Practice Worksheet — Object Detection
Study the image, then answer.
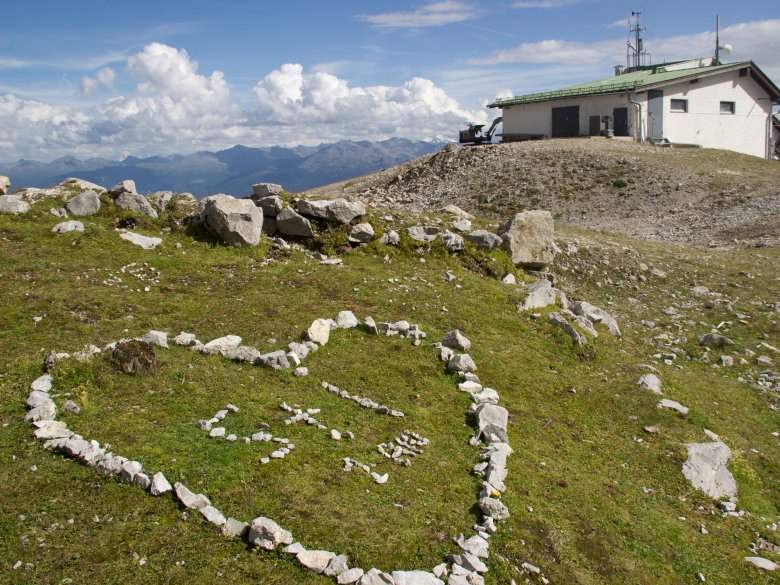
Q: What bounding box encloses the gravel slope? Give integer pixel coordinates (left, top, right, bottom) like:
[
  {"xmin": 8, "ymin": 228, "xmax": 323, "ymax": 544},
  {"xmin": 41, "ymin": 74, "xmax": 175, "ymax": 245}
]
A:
[{"xmin": 308, "ymin": 138, "xmax": 780, "ymax": 248}]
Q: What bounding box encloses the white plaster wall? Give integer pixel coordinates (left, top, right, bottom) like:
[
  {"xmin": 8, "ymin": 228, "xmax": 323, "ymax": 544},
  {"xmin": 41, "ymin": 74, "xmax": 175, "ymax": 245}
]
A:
[
  {"xmin": 501, "ymin": 94, "xmax": 641, "ymax": 138},
  {"xmin": 659, "ymin": 71, "xmax": 773, "ymax": 158}
]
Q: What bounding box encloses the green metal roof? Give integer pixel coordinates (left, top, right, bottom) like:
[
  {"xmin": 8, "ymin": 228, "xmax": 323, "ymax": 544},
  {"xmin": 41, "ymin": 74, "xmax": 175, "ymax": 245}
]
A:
[{"xmin": 488, "ymin": 61, "xmax": 753, "ymax": 108}]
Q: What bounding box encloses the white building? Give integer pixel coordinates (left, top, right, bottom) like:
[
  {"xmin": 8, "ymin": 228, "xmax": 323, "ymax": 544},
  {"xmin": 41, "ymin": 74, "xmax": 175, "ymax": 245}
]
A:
[{"xmin": 488, "ymin": 59, "xmax": 780, "ymax": 159}]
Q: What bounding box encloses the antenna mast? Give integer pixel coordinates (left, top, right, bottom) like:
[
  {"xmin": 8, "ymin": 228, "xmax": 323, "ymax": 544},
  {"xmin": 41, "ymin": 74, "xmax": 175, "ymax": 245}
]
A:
[
  {"xmin": 715, "ymin": 14, "xmax": 720, "ymax": 64},
  {"xmin": 627, "ymin": 12, "xmax": 650, "ymax": 70}
]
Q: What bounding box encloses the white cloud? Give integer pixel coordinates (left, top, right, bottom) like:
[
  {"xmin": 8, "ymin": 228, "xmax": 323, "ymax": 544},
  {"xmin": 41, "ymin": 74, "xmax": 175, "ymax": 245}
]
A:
[
  {"xmin": 358, "ymin": 1, "xmax": 478, "ymax": 28},
  {"xmin": 79, "ymin": 66, "xmax": 117, "ymax": 95},
  {"xmin": 0, "ymin": 43, "xmax": 484, "ymax": 161},
  {"xmin": 513, "ymin": 0, "xmax": 579, "ymax": 8},
  {"xmin": 470, "ymin": 38, "xmax": 622, "ymax": 66}
]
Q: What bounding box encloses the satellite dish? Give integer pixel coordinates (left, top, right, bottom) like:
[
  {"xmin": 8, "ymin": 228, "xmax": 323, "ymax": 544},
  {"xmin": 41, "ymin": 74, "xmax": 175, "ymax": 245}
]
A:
[{"xmin": 721, "ymin": 44, "xmax": 733, "ymax": 55}]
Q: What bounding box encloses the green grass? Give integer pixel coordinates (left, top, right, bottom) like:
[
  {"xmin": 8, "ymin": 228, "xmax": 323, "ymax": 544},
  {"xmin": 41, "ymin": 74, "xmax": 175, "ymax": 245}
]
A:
[{"xmin": 0, "ymin": 199, "xmax": 778, "ymax": 584}]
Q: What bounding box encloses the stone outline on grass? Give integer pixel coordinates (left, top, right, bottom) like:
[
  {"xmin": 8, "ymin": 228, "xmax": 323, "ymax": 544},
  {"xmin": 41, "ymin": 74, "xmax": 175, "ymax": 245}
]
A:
[{"xmin": 24, "ymin": 318, "xmax": 515, "ymax": 585}]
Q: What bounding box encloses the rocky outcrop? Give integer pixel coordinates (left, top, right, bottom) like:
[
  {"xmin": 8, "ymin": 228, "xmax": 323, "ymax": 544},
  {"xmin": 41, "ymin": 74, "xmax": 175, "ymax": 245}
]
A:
[
  {"xmin": 277, "ymin": 207, "xmax": 314, "ymax": 238},
  {"xmin": 296, "ymin": 198, "xmax": 365, "ymax": 224},
  {"xmin": 65, "ymin": 190, "xmax": 102, "ymax": 216},
  {"xmin": 498, "ymin": 210, "xmax": 556, "ymax": 269},
  {"xmin": 200, "ymin": 195, "xmax": 263, "ymax": 246},
  {"xmin": 682, "ymin": 441, "xmax": 737, "ymax": 500}
]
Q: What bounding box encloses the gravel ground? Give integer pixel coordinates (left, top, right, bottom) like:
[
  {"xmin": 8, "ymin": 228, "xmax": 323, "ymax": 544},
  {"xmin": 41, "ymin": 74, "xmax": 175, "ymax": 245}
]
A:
[{"xmin": 308, "ymin": 138, "xmax": 780, "ymax": 249}]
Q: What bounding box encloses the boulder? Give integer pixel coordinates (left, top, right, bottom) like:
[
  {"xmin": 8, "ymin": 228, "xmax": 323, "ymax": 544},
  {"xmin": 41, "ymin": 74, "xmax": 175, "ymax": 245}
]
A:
[
  {"xmin": 698, "ymin": 332, "xmax": 734, "ymax": 348},
  {"xmin": 60, "ymin": 178, "xmax": 106, "ymax": 193},
  {"xmin": 569, "ymin": 301, "xmax": 621, "ymax": 336},
  {"xmin": 452, "ymin": 218, "xmax": 472, "ymax": 232},
  {"xmin": 150, "ymin": 471, "xmax": 172, "ymax": 495},
  {"xmin": 199, "ymin": 505, "xmax": 226, "ymax": 526},
  {"xmin": 252, "ymin": 183, "xmax": 283, "ymax": 199},
  {"xmin": 115, "ymin": 192, "xmax": 159, "ymax": 218},
  {"xmin": 0, "ymin": 195, "xmax": 31, "ymax": 215},
  {"xmin": 498, "ymin": 210, "xmax": 556, "ymax": 269},
  {"xmin": 465, "ymin": 230, "xmax": 502, "ymax": 251},
  {"xmin": 276, "ymin": 207, "xmax": 314, "ymax": 238},
  {"xmin": 52, "ymin": 220, "xmax": 84, "ymax": 234},
  {"xmin": 222, "ymin": 518, "xmax": 249, "ymax": 539},
  {"xmin": 255, "ymin": 195, "xmax": 283, "ymax": 217},
  {"xmin": 439, "ymin": 230, "xmax": 464, "ymax": 252},
  {"xmin": 349, "ymin": 222, "xmax": 375, "ymax": 243},
  {"xmin": 65, "ymin": 189, "xmax": 101, "ymax": 216},
  {"xmin": 548, "ymin": 312, "xmax": 587, "ymax": 346},
  {"xmin": 149, "ymin": 191, "xmax": 174, "ymax": 213},
  {"xmin": 478, "ymin": 496, "xmax": 510, "ymax": 520},
  {"xmin": 441, "ymin": 330, "xmax": 471, "ymax": 351},
  {"xmin": 407, "ymin": 225, "xmax": 439, "ymax": 242},
  {"xmin": 744, "ymin": 557, "xmax": 779, "ymax": 572},
  {"xmin": 262, "ymin": 216, "xmax": 278, "ymax": 235},
  {"xmin": 440, "ymin": 204, "xmax": 474, "ymax": 220},
  {"xmin": 296, "ymin": 198, "xmax": 366, "ymax": 224},
  {"xmin": 682, "ymin": 441, "xmax": 737, "ymax": 500},
  {"xmin": 308, "ymin": 318, "xmax": 331, "ymax": 345},
  {"xmin": 520, "ymin": 279, "xmax": 556, "ymax": 311},
  {"xmin": 379, "ymin": 230, "xmax": 400, "ymax": 245},
  {"xmin": 336, "ymin": 310, "xmax": 359, "ymax": 329},
  {"xmin": 108, "ymin": 180, "xmax": 137, "ymax": 198},
  {"xmin": 200, "ymin": 195, "xmax": 263, "ymax": 246},
  {"xmin": 174, "ymin": 482, "xmax": 210, "ymax": 510},
  {"xmin": 0, "ymin": 175, "xmax": 9, "ymax": 195},
  {"xmin": 657, "ymin": 399, "xmax": 689, "ymax": 415},
  {"xmin": 202, "ymin": 335, "xmax": 242, "ymax": 355},
  {"xmin": 248, "ymin": 516, "xmax": 293, "ymax": 550},
  {"xmin": 297, "ymin": 550, "xmax": 337, "ymax": 574},
  {"xmin": 447, "ymin": 353, "xmax": 477, "ymax": 373},
  {"xmin": 475, "ymin": 403, "xmax": 509, "ymax": 442},
  {"xmin": 337, "ymin": 568, "xmax": 365, "ymax": 584},
  {"xmin": 638, "ymin": 373, "xmax": 663, "ymax": 395},
  {"xmin": 111, "ymin": 340, "xmax": 160, "ymax": 376}
]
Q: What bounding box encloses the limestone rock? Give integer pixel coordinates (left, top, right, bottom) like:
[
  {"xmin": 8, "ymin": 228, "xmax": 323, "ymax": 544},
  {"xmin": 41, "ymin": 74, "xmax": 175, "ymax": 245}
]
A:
[
  {"xmin": 149, "ymin": 191, "xmax": 174, "ymax": 213},
  {"xmin": 466, "ymin": 229, "xmax": 503, "ymax": 251},
  {"xmin": 498, "ymin": 210, "xmax": 556, "ymax": 269},
  {"xmin": 119, "ymin": 231, "xmax": 163, "ymax": 250},
  {"xmin": 475, "ymin": 403, "xmax": 509, "ymax": 442},
  {"xmin": 391, "ymin": 570, "xmax": 445, "ymax": 585},
  {"xmin": 30, "ymin": 374, "xmax": 53, "ymax": 393},
  {"xmin": 357, "ymin": 568, "xmax": 395, "ymax": 584},
  {"xmin": 140, "ymin": 330, "xmax": 169, "ymax": 349},
  {"xmin": 452, "ymin": 218, "xmax": 471, "ymax": 233},
  {"xmin": 277, "ymin": 207, "xmax": 314, "ymax": 238},
  {"xmin": 548, "ymin": 312, "xmax": 587, "ymax": 346},
  {"xmin": 324, "ymin": 555, "xmax": 350, "ymax": 577},
  {"xmin": 569, "ymin": 301, "xmax": 621, "ymax": 336},
  {"xmin": 52, "ymin": 220, "xmax": 84, "ymax": 234},
  {"xmin": 441, "ymin": 204, "xmax": 474, "ymax": 220},
  {"xmin": 200, "ymin": 505, "xmax": 226, "ymax": 526},
  {"xmin": 252, "ymin": 183, "xmax": 283, "ymax": 199},
  {"xmin": 698, "ymin": 332, "xmax": 734, "ymax": 348},
  {"xmin": 65, "ymin": 189, "xmax": 101, "ymax": 216},
  {"xmin": 174, "ymin": 482, "xmax": 210, "ymax": 510},
  {"xmin": 115, "ymin": 192, "xmax": 159, "ymax": 218},
  {"xmin": 256, "ymin": 350, "xmax": 291, "ymax": 370},
  {"xmin": 248, "ymin": 516, "xmax": 294, "ymax": 550},
  {"xmin": 297, "ymin": 550, "xmax": 337, "ymax": 573},
  {"xmin": 682, "ymin": 441, "xmax": 737, "ymax": 500},
  {"xmin": 442, "ymin": 330, "xmax": 471, "ymax": 351},
  {"xmin": 455, "ymin": 534, "xmax": 489, "ymax": 558},
  {"xmin": 202, "ymin": 335, "xmax": 242, "ymax": 355},
  {"xmin": 222, "ymin": 517, "xmax": 249, "ymax": 539},
  {"xmin": 150, "ymin": 471, "xmax": 172, "ymax": 496},
  {"xmin": 349, "ymin": 222, "xmax": 375, "ymax": 243},
  {"xmin": 478, "ymin": 496, "xmax": 510, "ymax": 520},
  {"xmin": 379, "ymin": 230, "xmax": 400, "ymax": 245},
  {"xmin": 638, "ymin": 373, "xmax": 663, "ymax": 395},
  {"xmin": 447, "ymin": 353, "xmax": 477, "ymax": 374},
  {"xmin": 520, "ymin": 279, "xmax": 557, "ymax": 311},
  {"xmin": 108, "ymin": 180, "xmax": 137, "ymax": 198},
  {"xmin": 658, "ymin": 399, "xmax": 689, "ymax": 415},
  {"xmin": 407, "ymin": 225, "xmax": 439, "ymax": 242},
  {"xmin": 0, "ymin": 175, "xmax": 9, "ymax": 195},
  {"xmin": 439, "ymin": 230, "xmax": 464, "ymax": 252},
  {"xmin": 308, "ymin": 318, "xmax": 331, "ymax": 345},
  {"xmin": 744, "ymin": 557, "xmax": 779, "ymax": 571},
  {"xmin": 255, "ymin": 195, "xmax": 283, "ymax": 217},
  {"xmin": 336, "ymin": 310, "xmax": 360, "ymax": 329},
  {"xmin": 200, "ymin": 195, "xmax": 263, "ymax": 246},
  {"xmin": 338, "ymin": 568, "xmax": 366, "ymax": 584},
  {"xmin": 0, "ymin": 195, "xmax": 31, "ymax": 215},
  {"xmin": 297, "ymin": 198, "xmax": 366, "ymax": 224}
]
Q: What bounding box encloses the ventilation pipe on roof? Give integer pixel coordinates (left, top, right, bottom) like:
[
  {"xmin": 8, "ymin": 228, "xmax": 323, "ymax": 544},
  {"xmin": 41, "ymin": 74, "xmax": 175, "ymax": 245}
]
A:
[{"xmin": 628, "ymin": 94, "xmax": 644, "ymax": 143}]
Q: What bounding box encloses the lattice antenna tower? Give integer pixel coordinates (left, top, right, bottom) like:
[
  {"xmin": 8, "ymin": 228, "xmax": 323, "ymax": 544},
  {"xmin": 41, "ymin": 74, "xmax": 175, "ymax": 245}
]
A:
[{"xmin": 627, "ymin": 12, "xmax": 650, "ymax": 70}]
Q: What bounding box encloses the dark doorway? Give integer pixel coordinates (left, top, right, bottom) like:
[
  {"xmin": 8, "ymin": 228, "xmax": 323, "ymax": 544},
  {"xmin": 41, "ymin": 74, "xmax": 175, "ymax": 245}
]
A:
[
  {"xmin": 589, "ymin": 115, "xmax": 601, "ymax": 136},
  {"xmin": 552, "ymin": 106, "xmax": 580, "ymax": 137},
  {"xmin": 613, "ymin": 107, "xmax": 629, "ymax": 136},
  {"xmin": 647, "ymin": 89, "xmax": 664, "ymax": 140}
]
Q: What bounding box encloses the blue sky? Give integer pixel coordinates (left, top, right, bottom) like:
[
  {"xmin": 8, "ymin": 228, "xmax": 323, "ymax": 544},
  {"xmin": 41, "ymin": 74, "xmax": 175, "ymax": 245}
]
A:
[{"xmin": 1, "ymin": 1, "xmax": 777, "ymax": 161}]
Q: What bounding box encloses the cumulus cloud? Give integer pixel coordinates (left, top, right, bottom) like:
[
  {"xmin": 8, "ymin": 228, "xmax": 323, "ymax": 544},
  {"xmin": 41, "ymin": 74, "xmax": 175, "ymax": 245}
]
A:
[
  {"xmin": 79, "ymin": 66, "xmax": 116, "ymax": 95},
  {"xmin": 0, "ymin": 43, "xmax": 483, "ymax": 161},
  {"xmin": 358, "ymin": 1, "xmax": 478, "ymax": 28},
  {"xmin": 470, "ymin": 38, "xmax": 622, "ymax": 66}
]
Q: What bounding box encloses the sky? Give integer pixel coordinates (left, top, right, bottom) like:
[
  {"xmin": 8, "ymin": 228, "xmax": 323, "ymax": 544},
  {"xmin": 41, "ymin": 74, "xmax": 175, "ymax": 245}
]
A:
[{"xmin": 1, "ymin": 1, "xmax": 778, "ymax": 162}]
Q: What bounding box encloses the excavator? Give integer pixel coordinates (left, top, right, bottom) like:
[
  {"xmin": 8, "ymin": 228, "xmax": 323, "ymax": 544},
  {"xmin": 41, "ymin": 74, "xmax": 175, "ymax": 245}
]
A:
[{"xmin": 458, "ymin": 117, "xmax": 502, "ymax": 146}]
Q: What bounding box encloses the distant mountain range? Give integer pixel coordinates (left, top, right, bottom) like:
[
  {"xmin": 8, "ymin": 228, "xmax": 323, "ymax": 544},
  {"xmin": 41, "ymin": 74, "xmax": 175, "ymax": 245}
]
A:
[{"xmin": 1, "ymin": 138, "xmax": 445, "ymax": 196}]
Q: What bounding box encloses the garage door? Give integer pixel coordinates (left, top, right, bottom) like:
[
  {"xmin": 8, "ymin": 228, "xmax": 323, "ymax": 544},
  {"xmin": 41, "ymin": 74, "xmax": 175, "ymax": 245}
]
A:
[{"xmin": 552, "ymin": 106, "xmax": 579, "ymax": 137}]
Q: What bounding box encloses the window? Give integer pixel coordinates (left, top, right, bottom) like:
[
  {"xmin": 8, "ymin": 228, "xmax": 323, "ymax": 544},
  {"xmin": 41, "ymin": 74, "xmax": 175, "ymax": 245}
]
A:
[
  {"xmin": 720, "ymin": 101, "xmax": 735, "ymax": 114},
  {"xmin": 670, "ymin": 99, "xmax": 688, "ymax": 113}
]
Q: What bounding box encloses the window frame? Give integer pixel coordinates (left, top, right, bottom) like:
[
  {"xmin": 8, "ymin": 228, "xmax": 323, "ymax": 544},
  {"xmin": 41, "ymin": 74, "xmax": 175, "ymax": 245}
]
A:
[
  {"xmin": 670, "ymin": 98, "xmax": 688, "ymax": 113},
  {"xmin": 719, "ymin": 101, "xmax": 736, "ymax": 115}
]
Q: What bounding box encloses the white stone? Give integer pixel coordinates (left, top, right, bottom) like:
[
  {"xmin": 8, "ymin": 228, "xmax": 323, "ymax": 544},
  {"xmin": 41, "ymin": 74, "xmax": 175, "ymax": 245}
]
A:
[
  {"xmin": 150, "ymin": 472, "xmax": 172, "ymax": 496},
  {"xmin": 297, "ymin": 550, "xmax": 337, "ymax": 573},
  {"xmin": 120, "ymin": 231, "xmax": 162, "ymax": 250},
  {"xmin": 308, "ymin": 318, "xmax": 331, "ymax": 345},
  {"xmin": 248, "ymin": 516, "xmax": 294, "ymax": 550},
  {"xmin": 52, "ymin": 220, "xmax": 84, "ymax": 234},
  {"xmin": 140, "ymin": 330, "xmax": 169, "ymax": 348},
  {"xmin": 337, "ymin": 568, "xmax": 365, "ymax": 584},
  {"xmin": 30, "ymin": 375, "xmax": 53, "ymax": 393},
  {"xmin": 441, "ymin": 330, "xmax": 471, "ymax": 351},
  {"xmin": 657, "ymin": 399, "xmax": 689, "ymax": 415},
  {"xmin": 200, "ymin": 505, "xmax": 226, "ymax": 526},
  {"xmin": 336, "ymin": 310, "xmax": 360, "ymax": 329},
  {"xmin": 174, "ymin": 482, "xmax": 210, "ymax": 510},
  {"xmin": 682, "ymin": 442, "xmax": 738, "ymax": 500},
  {"xmin": 638, "ymin": 373, "xmax": 663, "ymax": 395},
  {"xmin": 391, "ymin": 570, "xmax": 445, "ymax": 585},
  {"xmin": 744, "ymin": 557, "xmax": 779, "ymax": 571}
]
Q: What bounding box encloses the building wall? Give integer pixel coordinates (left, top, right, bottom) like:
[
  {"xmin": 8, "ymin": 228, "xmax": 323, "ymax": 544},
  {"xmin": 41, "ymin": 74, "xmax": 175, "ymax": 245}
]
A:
[
  {"xmin": 501, "ymin": 94, "xmax": 641, "ymax": 139},
  {"xmin": 499, "ymin": 68, "xmax": 774, "ymax": 158},
  {"xmin": 659, "ymin": 71, "xmax": 773, "ymax": 158}
]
